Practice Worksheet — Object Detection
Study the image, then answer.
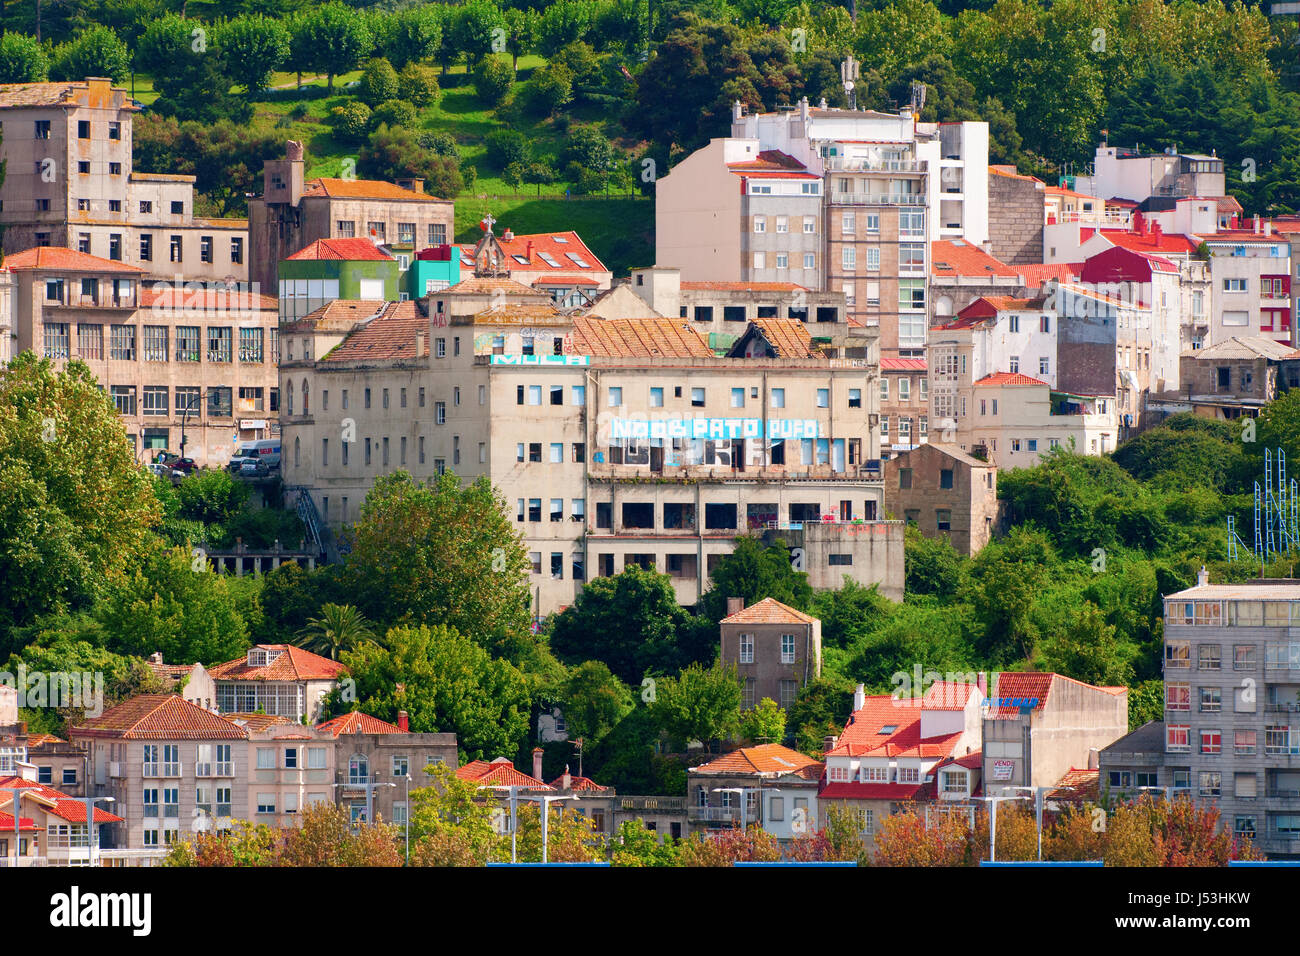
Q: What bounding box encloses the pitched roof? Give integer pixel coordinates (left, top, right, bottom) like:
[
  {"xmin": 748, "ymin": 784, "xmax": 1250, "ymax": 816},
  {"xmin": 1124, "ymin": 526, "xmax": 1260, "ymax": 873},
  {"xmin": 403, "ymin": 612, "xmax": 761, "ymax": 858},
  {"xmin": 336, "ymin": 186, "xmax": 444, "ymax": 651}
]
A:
[
  {"xmin": 1191, "ymin": 336, "xmax": 1299, "ymax": 362},
  {"xmin": 891, "ymin": 442, "xmax": 990, "ymax": 470},
  {"xmin": 532, "ymin": 275, "xmax": 600, "ymax": 286},
  {"xmin": 4, "ymin": 246, "xmax": 144, "ymax": 274},
  {"xmin": 25, "ymin": 733, "xmax": 66, "ymax": 748},
  {"xmin": 222, "ymin": 713, "xmax": 294, "ymax": 732},
  {"xmin": 692, "ymin": 743, "xmax": 823, "ymax": 778},
  {"xmin": 921, "ymin": 682, "xmax": 980, "ymax": 711},
  {"xmin": 1099, "ymin": 229, "xmax": 1198, "ymax": 256},
  {"xmin": 316, "ymin": 712, "xmax": 404, "ymax": 737},
  {"xmin": 820, "ymin": 782, "xmax": 924, "ymax": 800},
  {"xmin": 987, "ymin": 672, "xmax": 1055, "ymax": 718},
  {"xmin": 569, "ymin": 316, "xmax": 713, "ymax": 359},
  {"xmin": 1048, "ymin": 768, "xmax": 1099, "ymax": 802},
  {"xmin": 720, "ymin": 597, "xmax": 817, "ymax": 626},
  {"xmin": 549, "ymin": 773, "xmax": 611, "ymax": 792},
  {"xmin": 303, "ymin": 178, "xmax": 442, "ymax": 203},
  {"xmin": 207, "ymin": 645, "xmax": 348, "ymax": 683},
  {"xmin": 731, "ymin": 317, "xmax": 816, "ymax": 358},
  {"xmin": 0, "ymin": 777, "xmax": 124, "ymax": 824},
  {"xmin": 974, "ymin": 372, "xmax": 1049, "ymax": 387},
  {"xmin": 456, "ymin": 758, "xmax": 552, "ymax": 790},
  {"xmin": 74, "ymin": 695, "xmax": 249, "ymax": 740},
  {"xmin": 0, "ymin": 811, "xmax": 38, "ymax": 832},
  {"xmin": 448, "ymin": 276, "xmax": 549, "ymax": 298},
  {"xmin": 284, "ymin": 299, "xmax": 388, "ymax": 333},
  {"xmin": 1014, "ymin": 262, "xmax": 1081, "ymax": 287},
  {"xmin": 319, "ymin": 302, "xmax": 425, "ymax": 364},
  {"xmin": 726, "ymin": 149, "xmax": 808, "ymax": 172},
  {"xmin": 476, "ymin": 231, "xmax": 609, "ymax": 276},
  {"xmin": 826, "ymin": 693, "xmax": 969, "ymax": 761},
  {"xmin": 987, "ymin": 165, "xmax": 1044, "ymax": 185},
  {"xmin": 286, "ymin": 237, "xmax": 395, "ymax": 261},
  {"xmin": 0, "ymin": 80, "xmax": 135, "ymax": 109},
  {"xmin": 138, "ymin": 288, "xmax": 277, "ymax": 312},
  {"xmin": 930, "ymin": 240, "xmax": 1020, "ymax": 278}
]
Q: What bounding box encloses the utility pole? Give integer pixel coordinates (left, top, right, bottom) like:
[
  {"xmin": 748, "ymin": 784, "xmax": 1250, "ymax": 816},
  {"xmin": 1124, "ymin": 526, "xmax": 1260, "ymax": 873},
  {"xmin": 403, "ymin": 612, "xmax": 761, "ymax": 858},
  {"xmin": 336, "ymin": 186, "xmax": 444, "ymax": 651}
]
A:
[{"xmin": 0, "ymin": 786, "xmax": 30, "ymax": 866}]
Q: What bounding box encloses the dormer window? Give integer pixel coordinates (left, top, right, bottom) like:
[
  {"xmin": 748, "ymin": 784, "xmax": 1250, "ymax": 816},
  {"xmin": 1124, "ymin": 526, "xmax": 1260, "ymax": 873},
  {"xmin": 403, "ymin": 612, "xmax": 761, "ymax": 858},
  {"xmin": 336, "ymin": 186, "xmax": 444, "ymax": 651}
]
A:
[{"xmin": 248, "ymin": 648, "xmax": 267, "ymax": 667}]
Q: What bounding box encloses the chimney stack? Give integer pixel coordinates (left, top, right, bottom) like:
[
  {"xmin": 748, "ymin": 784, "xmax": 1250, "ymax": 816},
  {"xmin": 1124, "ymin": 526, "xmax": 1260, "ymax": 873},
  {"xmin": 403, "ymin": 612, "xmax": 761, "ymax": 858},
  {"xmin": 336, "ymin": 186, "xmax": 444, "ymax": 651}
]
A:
[
  {"xmin": 1255, "ymin": 215, "xmax": 1262, "ymax": 235},
  {"xmin": 416, "ymin": 331, "xmax": 425, "ymax": 356},
  {"xmin": 726, "ymin": 597, "xmax": 744, "ymax": 617},
  {"xmin": 1197, "ymin": 565, "xmax": 1209, "ymax": 587},
  {"xmin": 1088, "ymin": 748, "xmax": 1100, "ymax": 770},
  {"xmin": 823, "ymin": 735, "xmax": 838, "ymax": 753},
  {"xmin": 853, "ymin": 683, "xmax": 866, "ymax": 711},
  {"xmin": 532, "ymin": 747, "xmax": 544, "ymax": 781},
  {"xmin": 397, "ymin": 710, "xmax": 409, "ymax": 732},
  {"xmin": 562, "ymin": 765, "xmax": 572, "ymax": 790}
]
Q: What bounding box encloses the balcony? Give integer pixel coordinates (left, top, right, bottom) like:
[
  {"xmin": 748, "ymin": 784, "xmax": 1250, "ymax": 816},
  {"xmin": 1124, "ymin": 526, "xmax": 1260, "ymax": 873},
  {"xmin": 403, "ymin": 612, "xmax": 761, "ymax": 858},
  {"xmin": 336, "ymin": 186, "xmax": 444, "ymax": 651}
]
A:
[
  {"xmin": 830, "ymin": 192, "xmax": 926, "ymax": 206},
  {"xmin": 619, "ymin": 796, "xmax": 684, "ymax": 811},
  {"xmin": 688, "ymin": 806, "xmax": 744, "ymax": 824},
  {"xmin": 823, "ymin": 158, "xmax": 924, "ymax": 173}
]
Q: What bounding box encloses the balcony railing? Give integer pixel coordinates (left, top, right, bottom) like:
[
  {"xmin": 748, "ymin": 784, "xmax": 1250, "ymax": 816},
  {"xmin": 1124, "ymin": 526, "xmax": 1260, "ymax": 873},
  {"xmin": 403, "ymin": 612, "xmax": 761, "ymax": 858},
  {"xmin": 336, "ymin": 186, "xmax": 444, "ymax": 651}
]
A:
[
  {"xmin": 688, "ymin": 806, "xmax": 743, "ymax": 823},
  {"xmin": 824, "ymin": 158, "xmax": 924, "ymax": 173},
  {"xmin": 830, "ymin": 192, "xmax": 926, "ymax": 206}
]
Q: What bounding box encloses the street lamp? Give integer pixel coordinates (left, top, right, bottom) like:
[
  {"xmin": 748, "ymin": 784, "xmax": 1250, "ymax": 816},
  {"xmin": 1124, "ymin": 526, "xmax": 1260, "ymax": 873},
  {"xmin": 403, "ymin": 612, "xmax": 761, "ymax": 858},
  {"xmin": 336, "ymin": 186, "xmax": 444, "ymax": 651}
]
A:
[
  {"xmin": 487, "ymin": 785, "xmax": 522, "ymax": 864},
  {"xmin": 1009, "ymin": 785, "xmax": 1069, "ymax": 861},
  {"xmin": 81, "ymin": 796, "xmax": 115, "ymax": 866},
  {"xmin": 179, "ymin": 390, "xmax": 204, "ymax": 460},
  {"xmin": 974, "ymin": 793, "xmax": 1030, "ymax": 863},
  {"xmin": 522, "ymin": 793, "xmax": 577, "ymax": 864},
  {"xmin": 400, "ymin": 773, "xmax": 411, "ymax": 865}
]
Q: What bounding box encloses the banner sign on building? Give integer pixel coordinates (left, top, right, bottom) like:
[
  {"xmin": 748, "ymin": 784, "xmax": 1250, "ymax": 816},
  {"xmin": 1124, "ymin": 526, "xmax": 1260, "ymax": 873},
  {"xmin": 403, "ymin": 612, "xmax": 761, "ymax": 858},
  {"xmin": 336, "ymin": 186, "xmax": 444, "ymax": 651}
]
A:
[
  {"xmin": 610, "ymin": 418, "xmax": 821, "ymax": 441},
  {"xmin": 992, "ymin": 760, "xmax": 1015, "ymax": 781},
  {"xmin": 490, "ymin": 354, "xmax": 590, "ymax": 366}
]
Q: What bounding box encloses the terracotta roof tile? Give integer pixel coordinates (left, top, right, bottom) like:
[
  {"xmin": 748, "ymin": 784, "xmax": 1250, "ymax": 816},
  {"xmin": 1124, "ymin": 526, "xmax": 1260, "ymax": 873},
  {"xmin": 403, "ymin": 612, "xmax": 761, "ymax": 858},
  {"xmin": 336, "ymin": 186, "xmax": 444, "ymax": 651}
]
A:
[
  {"xmin": 1014, "ymin": 263, "xmax": 1081, "ymax": 287},
  {"xmin": 0, "ymin": 811, "xmax": 38, "ymax": 832},
  {"xmin": 4, "ymin": 246, "xmax": 144, "ymax": 274},
  {"xmin": 222, "ymin": 713, "xmax": 294, "ymax": 732},
  {"xmin": 920, "ymin": 682, "xmax": 980, "ymax": 711},
  {"xmin": 827, "ymin": 695, "xmax": 964, "ymax": 760},
  {"xmin": 286, "ymin": 238, "xmax": 394, "ymax": 261},
  {"xmin": 137, "ymin": 288, "xmax": 277, "ymax": 312},
  {"xmin": 0, "ymin": 777, "xmax": 124, "ymax": 825},
  {"xmin": 819, "ymin": 782, "xmax": 923, "ymax": 800},
  {"xmin": 448, "ymin": 276, "xmax": 550, "ymax": 298},
  {"xmin": 988, "ymin": 672, "xmax": 1055, "ymax": 717},
  {"xmin": 316, "ymin": 712, "xmax": 404, "ymax": 737},
  {"xmin": 283, "ymin": 299, "xmax": 388, "ymax": 333},
  {"xmin": 570, "ymin": 316, "xmax": 713, "ymax": 359},
  {"xmin": 73, "ymin": 695, "xmax": 249, "ymax": 740},
  {"xmin": 303, "ymin": 178, "xmax": 443, "ymax": 203},
  {"xmin": 1049, "ymin": 768, "xmax": 1099, "ymax": 802},
  {"xmin": 974, "ymin": 372, "xmax": 1049, "ymax": 387},
  {"xmin": 532, "ymin": 275, "xmax": 600, "ymax": 286},
  {"xmin": 692, "ymin": 743, "xmax": 823, "ymax": 777},
  {"xmin": 741, "ymin": 317, "xmax": 816, "ymax": 358},
  {"xmin": 720, "ymin": 597, "xmax": 816, "ymax": 626},
  {"xmin": 881, "ymin": 357, "xmax": 926, "ymax": 372},
  {"xmin": 208, "ymin": 645, "xmax": 348, "ymax": 682},
  {"xmin": 456, "ymin": 758, "xmax": 552, "ymax": 789},
  {"xmin": 0, "ymin": 80, "xmax": 135, "ymax": 109},
  {"xmin": 548, "ymin": 774, "xmax": 611, "ymax": 792},
  {"xmin": 930, "ymin": 240, "xmax": 1020, "ymax": 278},
  {"xmin": 476, "ymin": 231, "xmax": 609, "ymax": 275},
  {"xmin": 1100, "ymin": 229, "xmax": 1198, "ymax": 255},
  {"xmin": 319, "ymin": 302, "xmax": 425, "ymax": 364}
]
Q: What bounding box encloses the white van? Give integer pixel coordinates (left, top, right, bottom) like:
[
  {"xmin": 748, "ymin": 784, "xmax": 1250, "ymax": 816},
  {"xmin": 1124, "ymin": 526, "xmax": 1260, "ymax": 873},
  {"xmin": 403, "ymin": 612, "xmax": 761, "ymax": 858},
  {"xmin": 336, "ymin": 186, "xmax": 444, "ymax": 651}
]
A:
[{"xmin": 235, "ymin": 439, "xmax": 281, "ymax": 469}]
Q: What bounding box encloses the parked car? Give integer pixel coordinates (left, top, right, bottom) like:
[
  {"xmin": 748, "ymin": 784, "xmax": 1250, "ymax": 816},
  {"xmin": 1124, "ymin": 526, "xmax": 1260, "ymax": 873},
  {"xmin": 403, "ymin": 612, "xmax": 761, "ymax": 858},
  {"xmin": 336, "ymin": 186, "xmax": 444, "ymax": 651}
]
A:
[
  {"xmin": 227, "ymin": 455, "xmax": 259, "ymax": 475},
  {"xmin": 170, "ymin": 458, "xmax": 198, "ymax": 479},
  {"xmin": 239, "ymin": 458, "xmax": 269, "ymax": 477},
  {"xmin": 147, "ymin": 462, "xmax": 171, "ymax": 478}
]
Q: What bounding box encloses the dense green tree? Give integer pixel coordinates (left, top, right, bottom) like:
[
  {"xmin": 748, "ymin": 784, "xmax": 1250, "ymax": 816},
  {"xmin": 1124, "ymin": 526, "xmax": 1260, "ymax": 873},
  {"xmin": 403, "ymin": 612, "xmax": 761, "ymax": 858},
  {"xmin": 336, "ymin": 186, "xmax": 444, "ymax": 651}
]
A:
[
  {"xmin": 397, "ymin": 62, "xmax": 440, "ymax": 106},
  {"xmin": 449, "ymin": 0, "xmax": 507, "ymax": 69},
  {"xmin": 500, "ymin": 7, "xmax": 538, "ymax": 70},
  {"xmin": 737, "ymin": 696, "xmax": 786, "ymax": 744},
  {"xmin": 649, "ymin": 661, "xmax": 742, "ymax": 750},
  {"xmin": 699, "ymin": 536, "xmax": 811, "ymax": 622},
  {"xmin": 0, "ymin": 354, "xmax": 161, "ymax": 636},
  {"xmin": 132, "ymin": 115, "xmax": 281, "ymax": 216},
  {"xmin": 295, "ymin": 603, "xmax": 373, "ymax": 661},
  {"xmin": 559, "ymin": 660, "xmax": 634, "ymax": 748},
  {"xmin": 357, "ymin": 56, "xmax": 400, "ymax": 107},
  {"xmin": 216, "ymin": 14, "xmax": 289, "ymax": 93},
  {"xmin": 358, "ymin": 125, "xmax": 466, "ymax": 199},
  {"xmin": 380, "ymin": 4, "xmax": 443, "ymax": 69},
  {"xmin": 51, "ymin": 25, "xmax": 132, "ymax": 84},
  {"xmin": 338, "ymin": 624, "xmax": 532, "ymax": 762},
  {"xmin": 903, "ymin": 524, "xmax": 964, "ymax": 598},
  {"xmin": 536, "ymin": 0, "xmax": 595, "ymax": 57},
  {"xmin": 342, "ymin": 471, "xmax": 532, "ymax": 659},
  {"xmin": 549, "ymin": 565, "xmax": 713, "ymax": 684},
  {"xmin": 472, "ymin": 54, "xmax": 515, "ymax": 106},
  {"xmin": 297, "ymin": 2, "xmax": 371, "ymax": 92},
  {"xmin": 0, "ymin": 31, "xmax": 50, "ymax": 81},
  {"xmin": 521, "ymin": 62, "xmax": 573, "ymax": 115},
  {"xmin": 1040, "ymin": 599, "xmax": 1134, "ymax": 687},
  {"xmin": 176, "ymin": 468, "xmax": 249, "ymax": 526}
]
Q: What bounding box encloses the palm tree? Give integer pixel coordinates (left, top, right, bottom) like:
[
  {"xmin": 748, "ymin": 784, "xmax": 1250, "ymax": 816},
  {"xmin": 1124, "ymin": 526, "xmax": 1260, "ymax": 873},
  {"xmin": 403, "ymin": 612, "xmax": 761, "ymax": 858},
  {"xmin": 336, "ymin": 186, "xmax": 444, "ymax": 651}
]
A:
[{"xmin": 295, "ymin": 604, "xmax": 373, "ymax": 660}]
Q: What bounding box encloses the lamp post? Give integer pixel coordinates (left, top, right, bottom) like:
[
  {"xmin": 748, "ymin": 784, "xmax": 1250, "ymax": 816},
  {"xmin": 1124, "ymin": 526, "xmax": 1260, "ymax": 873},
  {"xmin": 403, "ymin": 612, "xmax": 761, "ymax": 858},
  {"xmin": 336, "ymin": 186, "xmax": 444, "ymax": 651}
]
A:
[
  {"xmin": 519, "ymin": 792, "xmax": 577, "ymax": 864},
  {"xmin": 400, "ymin": 773, "xmax": 411, "ymax": 865},
  {"xmin": 179, "ymin": 390, "xmax": 203, "ymax": 460},
  {"xmin": 487, "ymin": 785, "xmax": 521, "ymax": 863},
  {"xmin": 0, "ymin": 786, "xmax": 28, "ymax": 867},
  {"xmin": 1010, "ymin": 786, "xmax": 1069, "ymax": 861},
  {"xmin": 81, "ymin": 796, "xmax": 115, "ymax": 866},
  {"xmin": 974, "ymin": 793, "xmax": 1030, "ymax": 863}
]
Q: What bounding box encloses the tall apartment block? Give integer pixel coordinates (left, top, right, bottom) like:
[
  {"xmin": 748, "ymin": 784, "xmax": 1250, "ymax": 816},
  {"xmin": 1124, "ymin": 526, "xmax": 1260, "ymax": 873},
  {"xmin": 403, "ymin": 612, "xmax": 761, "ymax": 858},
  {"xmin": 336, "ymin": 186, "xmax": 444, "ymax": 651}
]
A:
[
  {"xmin": 0, "ymin": 78, "xmax": 248, "ymax": 285},
  {"xmin": 1162, "ymin": 571, "xmax": 1300, "ymax": 857},
  {"xmin": 657, "ymin": 97, "xmax": 989, "ymax": 361}
]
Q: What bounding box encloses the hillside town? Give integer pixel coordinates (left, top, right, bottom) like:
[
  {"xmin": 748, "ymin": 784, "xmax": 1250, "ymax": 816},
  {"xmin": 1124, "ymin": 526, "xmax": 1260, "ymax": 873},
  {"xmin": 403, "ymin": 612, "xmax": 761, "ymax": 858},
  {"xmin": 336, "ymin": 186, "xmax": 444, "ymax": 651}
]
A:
[{"xmin": 2, "ymin": 2, "xmax": 1300, "ymax": 898}]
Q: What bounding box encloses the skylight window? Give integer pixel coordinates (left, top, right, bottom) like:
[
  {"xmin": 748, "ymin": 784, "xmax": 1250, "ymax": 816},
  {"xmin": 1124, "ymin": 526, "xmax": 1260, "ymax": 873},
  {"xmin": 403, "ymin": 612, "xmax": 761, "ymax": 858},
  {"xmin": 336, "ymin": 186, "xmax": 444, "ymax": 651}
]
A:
[
  {"xmin": 878, "ymin": 725, "xmax": 898, "ymax": 734},
  {"xmin": 512, "ymin": 254, "xmax": 530, "ymax": 265},
  {"xmin": 553, "ymin": 236, "xmax": 568, "ymax": 243},
  {"xmin": 566, "ymin": 252, "xmax": 590, "ymax": 268},
  {"xmin": 538, "ymin": 252, "xmax": 561, "ymax": 267}
]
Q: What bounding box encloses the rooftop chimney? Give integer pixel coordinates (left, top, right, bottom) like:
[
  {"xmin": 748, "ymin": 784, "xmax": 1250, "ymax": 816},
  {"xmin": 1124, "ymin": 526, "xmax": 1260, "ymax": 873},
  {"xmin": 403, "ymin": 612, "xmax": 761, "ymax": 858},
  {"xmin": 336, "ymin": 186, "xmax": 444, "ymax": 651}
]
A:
[
  {"xmin": 726, "ymin": 597, "xmax": 744, "ymax": 617},
  {"xmin": 1197, "ymin": 565, "xmax": 1209, "ymax": 587},
  {"xmin": 823, "ymin": 735, "xmax": 838, "ymax": 753},
  {"xmin": 732, "ymin": 100, "xmax": 744, "ymax": 122},
  {"xmin": 532, "ymin": 747, "xmax": 544, "ymax": 781},
  {"xmin": 149, "ymin": 652, "xmax": 163, "ymax": 665},
  {"xmin": 415, "ymin": 331, "xmax": 425, "ymax": 356},
  {"xmin": 1255, "ymin": 215, "xmax": 1262, "ymax": 235},
  {"xmin": 853, "ymin": 683, "xmax": 866, "ymax": 711},
  {"xmin": 397, "ymin": 710, "xmax": 409, "ymax": 732},
  {"xmin": 562, "ymin": 765, "xmax": 572, "ymax": 790},
  {"xmin": 1088, "ymin": 748, "xmax": 1100, "ymax": 770}
]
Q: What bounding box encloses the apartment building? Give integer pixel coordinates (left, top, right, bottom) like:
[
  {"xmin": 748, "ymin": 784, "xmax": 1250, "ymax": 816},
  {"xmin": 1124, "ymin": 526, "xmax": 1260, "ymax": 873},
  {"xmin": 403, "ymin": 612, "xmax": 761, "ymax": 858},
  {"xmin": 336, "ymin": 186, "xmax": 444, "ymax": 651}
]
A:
[
  {"xmin": 981, "ymin": 673, "xmax": 1128, "ymax": 793},
  {"xmin": 1159, "ymin": 573, "xmax": 1300, "ymax": 856},
  {"xmin": 1202, "ymin": 226, "xmax": 1293, "ymax": 346},
  {"xmin": 654, "ymin": 136, "xmax": 825, "ymax": 288},
  {"xmin": 0, "ymin": 78, "xmax": 248, "ymax": 283},
  {"xmin": 820, "ymin": 682, "xmax": 985, "ymax": 838},
  {"xmin": 883, "ymin": 442, "xmax": 1001, "ymax": 555},
  {"xmin": 719, "ymin": 597, "xmax": 822, "ymax": 711},
  {"xmin": 72, "ymin": 695, "xmax": 252, "ymax": 854},
  {"xmin": 1073, "ymin": 146, "xmax": 1227, "ymax": 207},
  {"xmin": 282, "ymin": 253, "xmax": 894, "ymax": 614},
  {"xmin": 876, "ymin": 355, "xmax": 927, "ymax": 457},
  {"xmin": 657, "ymin": 98, "xmax": 990, "ymax": 359},
  {"xmin": 248, "ymin": 140, "xmax": 454, "ymax": 293},
  {"xmin": 6, "ymin": 246, "xmax": 280, "ymax": 463},
  {"xmin": 686, "ymin": 744, "xmax": 822, "ymax": 839},
  {"xmin": 929, "ymin": 238, "xmax": 1076, "ymax": 323},
  {"xmin": 1171, "ymin": 336, "xmax": 1300, "ymax": 420}
]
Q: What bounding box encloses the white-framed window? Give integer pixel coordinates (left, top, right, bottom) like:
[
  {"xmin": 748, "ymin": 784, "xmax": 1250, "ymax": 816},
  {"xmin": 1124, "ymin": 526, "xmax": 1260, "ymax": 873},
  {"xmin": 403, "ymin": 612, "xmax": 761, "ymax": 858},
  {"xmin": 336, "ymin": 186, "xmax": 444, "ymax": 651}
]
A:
[
  {"xmin": 775, "ymin": 216, "xmax": 788, "ymax": 233},
  {"xmin": 780, "ymin": 634, "xmax": 795, "ymax": 663},
  {"xmin": 803, "ymin": 252, "xmax": 816, "ymax": 269},
  {"xmin": 739, "ymin": 634, "xmax": 754, "ymax": 664},
  {"xmin": 841, "ymin": 212, "xmax": 855, "ymax": 235},
  {"xmin": 842, "ymin": 247, "xmax": 856, "ymax": 271},
  {"xmin": 803, "ymin": 217, "xmax": 816, "ymax": 234},
  {"xmin": 753, "ymin": 252, "xmax": 765, "ymax": 269},
  {"xmin": 754, "ymin": 216, "xmax": 766, "ymax": 234},
  {"xmin": 867, "ymin": 247, "xmax": 880, "ymax": 271},
  {"xmin": 775, "ymin": 253, "xmax": 788, "ymax": 269}
]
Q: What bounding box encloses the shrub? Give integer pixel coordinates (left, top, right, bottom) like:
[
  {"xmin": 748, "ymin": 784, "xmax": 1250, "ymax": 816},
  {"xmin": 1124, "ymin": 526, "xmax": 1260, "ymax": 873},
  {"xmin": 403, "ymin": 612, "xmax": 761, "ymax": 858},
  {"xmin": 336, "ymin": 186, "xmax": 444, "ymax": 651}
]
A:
[
  {"xmin": 397, "ymin": 62, "xmax": 440, "ymax": 107},
  {"xmin": 418, "ymin": 130, "xmax": 459, "ymax": 157},
  {"xmin": 357, "ymin": 57, "xmax": 400, "ymax": 107},
  {"xmin": 472, "ymin": 54, "xmax": 515, "ymax": 107},
  {"xmin": 484, "ymin": 128, "xmax": 529, "ymax": 169},
  {"xmin": 522, "ymin": 63, "xmax": 572, "ymax": 116},
  {"xmin": 330, "ymin": 100, "xmax": 372, "ymax": 141},
  {"xmin": 360, "ymin": 125, "xmax": 465, "ymax": 199},
  {"xmin": 370, "ymin": 98, "xmax": 418, "ymax": 129}
]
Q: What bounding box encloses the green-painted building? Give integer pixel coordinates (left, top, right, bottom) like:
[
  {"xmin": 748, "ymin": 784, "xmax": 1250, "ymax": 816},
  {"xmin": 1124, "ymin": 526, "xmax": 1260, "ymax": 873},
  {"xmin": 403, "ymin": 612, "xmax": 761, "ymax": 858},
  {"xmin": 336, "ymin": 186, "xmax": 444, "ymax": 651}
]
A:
[
  {"xmin": 406, "ymin": 244, "xmax": 463, "ymax": 300},
  {"xmin": 278, "ymin": 237, "xmax": 400, "ymax": 321}
]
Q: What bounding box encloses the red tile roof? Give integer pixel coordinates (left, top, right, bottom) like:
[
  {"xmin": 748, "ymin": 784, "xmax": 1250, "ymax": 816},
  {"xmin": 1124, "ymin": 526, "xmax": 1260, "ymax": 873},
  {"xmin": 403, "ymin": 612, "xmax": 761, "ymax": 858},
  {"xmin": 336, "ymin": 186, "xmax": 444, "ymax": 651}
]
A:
[
  {"xmin": 316, "ymin": 712, "xmax": 404, "ymax": 737},
  {"xmin": 4, "ymin": 246, "xmax": 144, "ymax": 273},
  {"xmin": 920, "ymin": 682, "xmax": 980, "ymax": 711},
  {"xmin": 24, "ymin": 734, "xmax": 65, "ymax": 748},
  {"xmin": 570, "ymin": 316, "xmax": 713, "ymax": 359},
  {"xmin": 284, "ymin": 299, "xmax": 388, "ymax": 333},
  {"xmin": 0, "ymin": 777, "xmax": 124, "ymax": 824},
  {"xmin": 720, "ymin": 597, "xmax": 816, "ymax": 625},
  {"xmin": 930, "ymin": 240, "xmax": 1020, "ymax": 278},
  {"xmin": 974, "ymin": 372, "xmax": 1049, "ymax": 387},
  {"xmin": 826, "ymin": 696, "xmax": 960, "ymax": 760},
  {"xmin": 456, "ymin": 758, "xmax": 552, "ymax": 790},
  {"xmin": 726, "ymin": 149, "xmax": 807, "ymax": 172},
  {"xmin": 532, "ymin": 275, "xmax": 600, "ymax": 286},
  {"xmin": 138, "ymin": 288, "xmax": 277, "ymax": 312},
  {"xmin": 460, "ymin": 231, "xmax": 609, "ymax": 276},
  {"xmin": 820, "ymin": 782, "xmax": 924, "ymax": 800},
  {"xmin": 319, "ymin": 302, "xmax": 425, "ymax": 364},
  {"xmin": 1099, "ymin": 229, "xmax": 1198, "ymax": 256},
  {"xmin": 285, "ymin": 237, "xmax": 394, "ymax": 261},
  {"xmin": 0, "ymin": 811, "xmax": 38, "ymax": 832},
  {"xmin": 739, "ymin": 317, "xmax": 817, "ymax": 358},
  {"xmin": 73, "ymin": 695, "xmax": 249, "ymax": 740},
  {"xmin": 1014, "ymin": 263, "xmax": 1081, "ymax": 287},
  {"xmin": 987, "ymin": 672, "xmax": 1055, "ymax": 717},
  {"xmin": 692, "ymin": 744, "xmax": 824, "ymax": 777},
  {"xmin": 1049, "ymin": 767, "xmax": 1099, "ymax": 802},
  {"xmin": 303, "ymin": 178, "xmax": 443, "ymax": 202},
  {"xmin": 222, "ymin": 713, "xmax": 294, "ymax": 732},
  {"xmin": 549, "ymin": 773, "xmax": 611, "ymax": 792},
  {"xmin": 987, "ymin": 165, "xmax": 1044, "ymax": 185},
  {"xmin": 207, "ymin": 645, "xmax": 348, "ymax": 683}
]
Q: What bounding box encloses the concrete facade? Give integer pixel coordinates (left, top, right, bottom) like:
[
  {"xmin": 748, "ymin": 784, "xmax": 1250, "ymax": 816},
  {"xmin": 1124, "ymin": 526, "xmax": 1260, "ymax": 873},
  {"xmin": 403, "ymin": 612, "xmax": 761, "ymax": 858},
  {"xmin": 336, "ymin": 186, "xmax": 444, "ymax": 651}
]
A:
[
  {"xmin": 719, "ymin": 598, "xmax": 822, "ymax": 710},
  {"xmin": 986, "ymin": 166, "xmax": 1046, "ymax": 265}
]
